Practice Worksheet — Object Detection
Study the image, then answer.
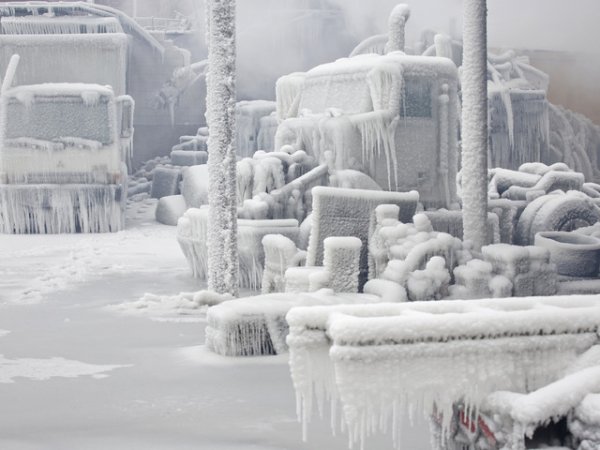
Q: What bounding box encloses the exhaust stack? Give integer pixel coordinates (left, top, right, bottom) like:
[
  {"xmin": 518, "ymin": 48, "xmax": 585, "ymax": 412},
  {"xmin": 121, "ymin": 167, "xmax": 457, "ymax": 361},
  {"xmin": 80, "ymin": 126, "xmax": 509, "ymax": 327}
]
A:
[{"xmin": 387, "ymin": 4, "xmax": 410, "ymax": 53}]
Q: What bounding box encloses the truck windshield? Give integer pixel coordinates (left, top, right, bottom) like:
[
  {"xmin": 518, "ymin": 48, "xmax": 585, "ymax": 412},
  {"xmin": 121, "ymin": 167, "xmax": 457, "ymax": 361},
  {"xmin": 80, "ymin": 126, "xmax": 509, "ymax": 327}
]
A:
[{"xmin": 4, "ymin": 95, "xmax": 113, "ymax": 146}]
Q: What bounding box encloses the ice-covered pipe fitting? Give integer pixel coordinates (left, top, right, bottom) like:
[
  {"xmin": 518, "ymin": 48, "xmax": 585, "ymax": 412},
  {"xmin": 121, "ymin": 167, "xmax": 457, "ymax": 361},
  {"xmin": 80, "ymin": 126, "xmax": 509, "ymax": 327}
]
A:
[{"xmin": 387, "ymin": 4, "xmax": 410, "ymax": 53}]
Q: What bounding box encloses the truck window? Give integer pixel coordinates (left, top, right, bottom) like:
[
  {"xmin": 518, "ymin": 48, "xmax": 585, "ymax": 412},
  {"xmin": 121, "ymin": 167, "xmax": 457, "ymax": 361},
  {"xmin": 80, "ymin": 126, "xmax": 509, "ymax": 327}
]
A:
[
  {"xmin": 400, "ymin": 78, "xmax": 432, "ymax": 118},
  {"xmin": 5, "ymin": 95, "xmax": 113, "ymax": 145}
]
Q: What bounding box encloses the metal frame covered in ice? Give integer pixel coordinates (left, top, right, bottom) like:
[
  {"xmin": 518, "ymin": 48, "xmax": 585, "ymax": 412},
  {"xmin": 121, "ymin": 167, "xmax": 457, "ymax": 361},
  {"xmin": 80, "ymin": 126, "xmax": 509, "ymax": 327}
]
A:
[{"xmin": 286, "ymin": 295, "xmax": 600, "ymax": 449}]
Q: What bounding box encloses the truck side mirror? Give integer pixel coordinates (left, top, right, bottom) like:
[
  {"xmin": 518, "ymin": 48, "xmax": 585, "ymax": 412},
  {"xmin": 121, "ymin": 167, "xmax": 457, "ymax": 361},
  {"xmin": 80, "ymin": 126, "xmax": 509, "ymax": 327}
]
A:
[{"xmin": 117, "ymin": 95, "xmax": 134, "ymax": 139}]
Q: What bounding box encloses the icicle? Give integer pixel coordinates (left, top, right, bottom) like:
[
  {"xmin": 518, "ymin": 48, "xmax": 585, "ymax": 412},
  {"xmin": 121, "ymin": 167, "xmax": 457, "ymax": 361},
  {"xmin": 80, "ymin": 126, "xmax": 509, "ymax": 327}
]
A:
[{"xmin": 353, "ymin": 112, "xmax": 400, "ymax": 191}]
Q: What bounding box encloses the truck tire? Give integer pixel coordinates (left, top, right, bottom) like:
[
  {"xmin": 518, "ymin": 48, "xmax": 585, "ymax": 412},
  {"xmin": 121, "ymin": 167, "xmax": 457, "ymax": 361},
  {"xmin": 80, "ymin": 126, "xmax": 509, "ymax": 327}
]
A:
[{"xmin": 516, "ymin": 194, "xmax": 600, "ymax": 245}]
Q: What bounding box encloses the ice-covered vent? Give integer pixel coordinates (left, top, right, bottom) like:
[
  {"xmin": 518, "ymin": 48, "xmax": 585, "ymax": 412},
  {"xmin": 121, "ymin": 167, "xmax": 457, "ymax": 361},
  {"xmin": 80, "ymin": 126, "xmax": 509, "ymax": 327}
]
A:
[{"xmin": 286, "ymin": 295, "xmax": 600, "ymax": 449}]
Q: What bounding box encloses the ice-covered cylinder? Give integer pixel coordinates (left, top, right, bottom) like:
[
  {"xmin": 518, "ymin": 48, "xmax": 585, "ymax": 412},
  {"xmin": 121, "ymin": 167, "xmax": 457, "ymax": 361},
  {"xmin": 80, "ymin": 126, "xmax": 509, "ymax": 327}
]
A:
[
  {"xmin": 434, "ymin": 34, "xmax": 452, "ymax": 59},
  {"xmin": 461, "ymin": 0, "xmax": 488, "ymax": 251},
  {"xmin": 323, "ymin": 236, "xmax": 362, "ymax": 293},
  {"xmin": 387, "ymin": 4, "xmax": 410, "ymax": 53},
  {"xmin": 206, "ymin": 0, "xmax": 239, "ymax": 295},
  {"xmin": 1, "ymin": 54, "xmax": 20, "ymax": 94}
]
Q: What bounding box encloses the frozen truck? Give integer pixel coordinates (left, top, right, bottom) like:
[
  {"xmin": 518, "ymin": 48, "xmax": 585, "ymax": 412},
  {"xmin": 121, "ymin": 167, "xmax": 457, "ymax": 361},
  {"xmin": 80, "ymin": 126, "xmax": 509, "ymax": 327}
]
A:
[
  {"xmin": 275, "ymin": 52, "xmax": 460, "ymax": 209},
  {"xmin": 0, "ymin": 55, "xmax": 134, "ymax": 233}
]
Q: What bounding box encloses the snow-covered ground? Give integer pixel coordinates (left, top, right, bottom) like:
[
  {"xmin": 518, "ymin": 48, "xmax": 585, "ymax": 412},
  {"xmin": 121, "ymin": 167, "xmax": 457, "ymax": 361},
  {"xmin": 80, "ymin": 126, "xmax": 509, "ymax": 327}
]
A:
[{"xmin": 0, "ymin": 198, "xmax": 429, "ymax": 449}]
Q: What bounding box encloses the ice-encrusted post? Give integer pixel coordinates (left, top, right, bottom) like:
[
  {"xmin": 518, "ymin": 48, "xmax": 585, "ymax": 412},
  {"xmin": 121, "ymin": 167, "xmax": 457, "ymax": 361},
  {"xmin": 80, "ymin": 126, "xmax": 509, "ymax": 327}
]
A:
[
  {"xmin": 461, "ymin": 0, "xmax": 488, "ymax": 251},
  {"xmin": 387, "ymin": 4, "xmax": 410, "ymax": 52},
  {"xmin": 205, "ymin": 0, "xmax": 239, "ymax": 296}
]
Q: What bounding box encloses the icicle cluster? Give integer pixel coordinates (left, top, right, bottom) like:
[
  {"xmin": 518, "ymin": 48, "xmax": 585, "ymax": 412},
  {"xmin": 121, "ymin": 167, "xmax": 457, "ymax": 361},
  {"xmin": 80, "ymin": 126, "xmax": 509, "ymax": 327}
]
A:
[
  {"xmin": 0, "ymin": 184, "xmax": 124, "ymax": 233},
  {"xmin": 286, "ymin": 295, "xmax": 600, "ymax": 449}
]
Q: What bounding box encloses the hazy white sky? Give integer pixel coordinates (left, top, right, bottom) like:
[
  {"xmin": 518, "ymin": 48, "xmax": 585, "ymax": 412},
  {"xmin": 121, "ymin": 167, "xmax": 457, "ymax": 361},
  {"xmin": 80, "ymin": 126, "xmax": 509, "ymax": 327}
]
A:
[
  {"xmin": 124, "ymin": 0, "xmax": 599, "ymax": 54},
  {"xmin": 331, "ymin": 0, "xmax": 600, "ymax": 53}
]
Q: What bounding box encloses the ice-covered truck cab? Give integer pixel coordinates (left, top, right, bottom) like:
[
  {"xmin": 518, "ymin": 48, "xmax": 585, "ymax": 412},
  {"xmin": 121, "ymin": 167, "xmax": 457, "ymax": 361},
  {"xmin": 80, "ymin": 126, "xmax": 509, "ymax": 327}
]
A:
[
  {"xmin": 275, "ymin": 52, "xmax": 459, "ymax": 209},
  {"xmin": 0, "ymin": 80, "xmax": 134, "ymax": 233}
]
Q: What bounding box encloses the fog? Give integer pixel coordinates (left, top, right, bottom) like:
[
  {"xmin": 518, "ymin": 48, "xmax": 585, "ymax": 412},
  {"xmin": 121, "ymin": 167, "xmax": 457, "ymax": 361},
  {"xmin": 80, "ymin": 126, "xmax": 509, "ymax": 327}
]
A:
[
  {"xmin": 122, "ymin": 0, "xmax": 600, "ymax": 53},
  {"xmin": 102, "ymin": 0, "xmax": 599, "ymax": 120}
]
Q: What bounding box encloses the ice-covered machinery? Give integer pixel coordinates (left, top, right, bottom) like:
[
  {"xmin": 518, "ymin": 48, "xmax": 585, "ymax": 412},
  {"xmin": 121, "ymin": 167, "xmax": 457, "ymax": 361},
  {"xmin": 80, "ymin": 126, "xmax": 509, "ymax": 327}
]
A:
[
  {"xmin": 275, "ymin": 52, "xmax": 460, "ymax": 209},
  {"xmin": 286, "ymin": 295, "xmax": 600, "ymax": 449},
  {"xmin": 0, "ymin": 56, "xmax": 134, "ymax": 233}
]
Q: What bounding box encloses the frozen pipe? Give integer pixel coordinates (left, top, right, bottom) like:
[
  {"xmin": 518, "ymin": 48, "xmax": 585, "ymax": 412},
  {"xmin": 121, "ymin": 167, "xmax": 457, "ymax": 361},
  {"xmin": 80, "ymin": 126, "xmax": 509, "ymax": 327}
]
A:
[
  {"xmin": 461, "ymin": 0, "xmax": 488, "ymax": 251},
  {"xmin": 434, "ymin": 34, "xmax": 453, "ymax": 59},
  {"xmin": 387, "ymin": 4, "xmax": 410, "ymax": 53},
  {"xmin": 1, "ymin": 54, "xmax": 20, "ymax": 94},
  {"xmin": 438, "ymin": 84, "xmax": 451, "ymax": 207},
  {"xmin": 349, "ymin": 34, "xmax": 387, "ymax": 57}
]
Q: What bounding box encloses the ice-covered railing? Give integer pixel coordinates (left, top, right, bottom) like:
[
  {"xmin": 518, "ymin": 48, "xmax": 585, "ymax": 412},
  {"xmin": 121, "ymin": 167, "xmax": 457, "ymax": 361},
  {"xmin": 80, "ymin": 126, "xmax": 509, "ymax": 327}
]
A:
[
  {"xmin": 0, "ymin": 16, "xmax": 123, "ymax": 35},
  {"xmin": 0, "ymin": 1, "xmax": 163, "ymax": 54},
  {"xmin": 135, "ymin": 16, "xmax": 193, "ymax": 34},
  {"xmin": 286, "ymin": 295, "xmax": 600, "ymax": 449}
]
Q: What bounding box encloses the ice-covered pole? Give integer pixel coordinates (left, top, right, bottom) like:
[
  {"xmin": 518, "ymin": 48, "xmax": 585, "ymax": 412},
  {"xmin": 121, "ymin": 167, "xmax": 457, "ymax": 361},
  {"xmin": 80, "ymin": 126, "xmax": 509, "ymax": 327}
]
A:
[
  {"xmin": 461, "ymin": 0, "xmax": 488, "ymax": 251},
  {"xmin": 387, "ymin": 4, "xmax": 410, "ymax": 52},
  {"xmin": 205, "ymin": 0, "xmax": 239, "ymax": 296},
  {"xmin": 1, "ymin": 54, "xmax": 20, "ymax": 94}
]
